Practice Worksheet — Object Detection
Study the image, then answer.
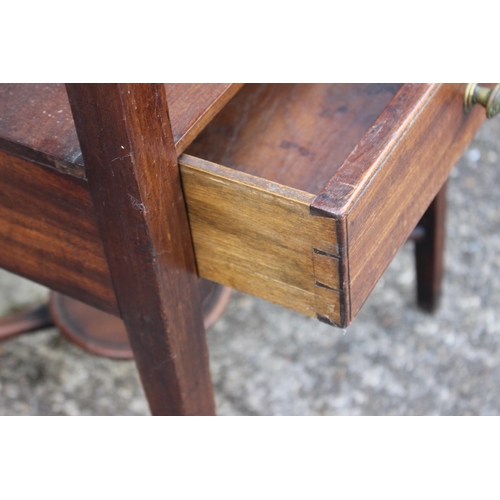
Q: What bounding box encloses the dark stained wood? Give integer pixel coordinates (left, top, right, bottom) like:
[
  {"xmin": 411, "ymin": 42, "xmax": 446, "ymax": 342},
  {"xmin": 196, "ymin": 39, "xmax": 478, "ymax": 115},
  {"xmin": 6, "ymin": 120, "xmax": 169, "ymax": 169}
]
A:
[
  {"xmin": 49, "ymin": 285, "xmax": 231, "ymax": 359},
  {"xmin": 0, "ymin": 85, "xmax": 83, "ymax": 175},
  {"xmin": 186, "ymin": 83, "xmax": 401, "ymax": 194},
  {"xmin": 0, "ymin": 149, "xmax": 232, "ymax": 321},
  {"xmin": 0, "ymin": 304, "xmax": 52, "ymax": 341},
  {"xmin": 0, "ymin": 281, "xmax": 230, "ymax": 358},
  {"xmin": 415, "ymin": 182, "xmax": 447, "ymax": 312},
  {"xmin": 312, "ymin": 84, "xmax": 437, "ymax": 214},
  {"xmin": 1, "ymin": 81, "xmax": 491, "ymax": 417},
  {"xmin": 409, "ymin": 225, "xmax": 426, "ymax": 243},
  {"xmin": 0, "ymin": 150, "xmax": 118, "ymax": 313},
  {"xmin": 67, "ymin": 83, "xmax": 216, "ymax": 415},
  {"xmin": 0, "ymin": 83, "xmax": 488, "ymax": 334},
  {"xmin": 167, "ymin": 83, "xmax": 243, "ymax": 152},
  {"xmin": 311, "ymin": 83, "xmax": 486, "ymax": 325},
  {"xmin": 0, "ymin": 83, "xmax": 242, "ymax": 178}
]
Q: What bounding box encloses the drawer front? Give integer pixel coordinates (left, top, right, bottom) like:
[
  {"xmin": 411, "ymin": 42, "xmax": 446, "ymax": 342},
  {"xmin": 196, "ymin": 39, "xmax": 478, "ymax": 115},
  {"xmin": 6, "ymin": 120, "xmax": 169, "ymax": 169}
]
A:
[{"xmin": 312, "ymin": 83, "xmax": 486, "ymax": 325}]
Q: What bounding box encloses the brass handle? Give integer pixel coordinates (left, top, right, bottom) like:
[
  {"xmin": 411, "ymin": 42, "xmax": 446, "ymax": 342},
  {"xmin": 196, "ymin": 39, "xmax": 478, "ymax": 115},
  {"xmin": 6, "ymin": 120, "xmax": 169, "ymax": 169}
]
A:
[{"xmin": 464, "ymin": 83, "xmax": 500, "ymax": 119}]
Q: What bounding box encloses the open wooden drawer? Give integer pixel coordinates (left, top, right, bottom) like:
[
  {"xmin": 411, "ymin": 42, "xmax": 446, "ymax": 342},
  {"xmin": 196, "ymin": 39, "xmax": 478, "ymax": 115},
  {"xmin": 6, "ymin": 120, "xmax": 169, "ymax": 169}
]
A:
[
  {"xmin": 0, "ymin": 83, "xmax": 486, "ymax": 328},
  {"xmin": 181, "ymin": 83, "xmax": 486, "ymax": 327}
]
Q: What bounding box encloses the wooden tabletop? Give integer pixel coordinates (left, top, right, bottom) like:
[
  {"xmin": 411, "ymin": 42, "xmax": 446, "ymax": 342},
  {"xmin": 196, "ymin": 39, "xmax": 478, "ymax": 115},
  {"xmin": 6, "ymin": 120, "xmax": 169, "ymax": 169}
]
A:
[{"xmin": 0, "ymin": 83, "xmax": 242, "ymax": 177}]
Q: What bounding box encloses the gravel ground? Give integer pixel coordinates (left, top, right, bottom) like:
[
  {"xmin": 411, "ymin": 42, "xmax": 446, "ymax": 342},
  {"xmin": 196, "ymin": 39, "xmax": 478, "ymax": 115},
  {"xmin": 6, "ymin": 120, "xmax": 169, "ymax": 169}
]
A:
[{"xmin": 0, "ymin": 117, "xmax": 499, "ymax": 416}]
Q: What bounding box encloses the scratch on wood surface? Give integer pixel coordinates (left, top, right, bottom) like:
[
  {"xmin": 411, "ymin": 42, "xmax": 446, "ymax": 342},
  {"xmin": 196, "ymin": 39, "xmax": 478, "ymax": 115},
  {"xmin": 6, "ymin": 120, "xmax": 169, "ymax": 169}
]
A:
[
  {"xmin": 128, "ymin": 193, "xmax": 147, "ymax": 214},
  {"xmin": 111, "ymin": 153, "xmax": 133, "ymax": 163},
  {"xmin": 153, "ymin": 359, "xmax": 168, "ymax": 370},
  {"xmin": 339, "ymin": 181, "xmax": 358, "ymax": 189}
]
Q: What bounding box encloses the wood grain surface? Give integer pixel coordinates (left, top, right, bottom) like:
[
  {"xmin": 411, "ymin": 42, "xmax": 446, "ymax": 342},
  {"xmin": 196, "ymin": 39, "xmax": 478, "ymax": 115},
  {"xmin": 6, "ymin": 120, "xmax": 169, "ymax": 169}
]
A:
[
  {"xmin": 0, "ymin": 83, "xmax": 242, "ymax": 178},
  {"xmin": 0, "ymin": 83, "xmax": 486, "ymax": 332},
  {"xmin": 0, "ymin": 150, "xmax": 116, "ymax": 313},
  {"xmin": 312, "ymin": 83, "xmax": 486, "ymax": 324},
  {"xmin": 186, "ymin": 83, "xmax": 401, "ymax": 194},
  {"xmin": 0, "ymin": 146, "xmax": 344, "ymax": 326},
  {"xmin": 0, "ymin": 151, "xmax": 230, "ymax": 320},
  {"xmin": 167, "ymin": 83, "xmax": 243, "ymax": 152},
  {"xmin": 180, "ymin": 155, "xmax": 343, "ymax": 324},
  {"xmin": 67, "ymin": 83, "xmax": 215, "ymax": 415}
]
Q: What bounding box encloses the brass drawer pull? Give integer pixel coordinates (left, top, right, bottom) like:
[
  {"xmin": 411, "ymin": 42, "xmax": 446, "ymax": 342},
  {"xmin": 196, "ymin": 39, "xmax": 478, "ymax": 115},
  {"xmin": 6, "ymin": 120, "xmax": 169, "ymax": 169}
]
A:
[{"xmin": 464, "ymin": 83, "xmax": 500, "ymax": 118}]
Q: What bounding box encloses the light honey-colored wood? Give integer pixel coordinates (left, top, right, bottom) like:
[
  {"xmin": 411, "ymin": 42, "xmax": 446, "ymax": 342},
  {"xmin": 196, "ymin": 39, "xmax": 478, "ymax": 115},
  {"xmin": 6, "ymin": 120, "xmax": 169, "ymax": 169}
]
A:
[
  {"xmin": 312, "ymin": 251, "xmax": 341, "ymax": 291},
  {"xmin": 314, "ymin": 283, "xmax": 342, "ymax": 326},
  {"xmin": 179, "ymin": 155, "xmax": 341, "ymax": 322}
]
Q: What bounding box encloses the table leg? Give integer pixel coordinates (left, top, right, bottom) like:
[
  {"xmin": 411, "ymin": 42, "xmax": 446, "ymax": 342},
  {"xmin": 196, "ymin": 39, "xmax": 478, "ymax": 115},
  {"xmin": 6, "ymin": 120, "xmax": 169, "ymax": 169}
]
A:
[
  {"xmin": 415, "ymin": 182, "xmax": 447, "ymax": 312},
  {"xmin": 67, "ymin": 84, "xmax": 216, "ymax": 415}
]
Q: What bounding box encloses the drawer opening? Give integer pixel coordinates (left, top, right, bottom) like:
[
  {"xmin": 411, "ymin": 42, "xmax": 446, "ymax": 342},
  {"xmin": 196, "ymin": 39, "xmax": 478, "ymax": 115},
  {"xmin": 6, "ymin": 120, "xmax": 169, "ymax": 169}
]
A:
[{"xmin": 186, "ymin": 83, "xmax": 402, "ymax": 195}]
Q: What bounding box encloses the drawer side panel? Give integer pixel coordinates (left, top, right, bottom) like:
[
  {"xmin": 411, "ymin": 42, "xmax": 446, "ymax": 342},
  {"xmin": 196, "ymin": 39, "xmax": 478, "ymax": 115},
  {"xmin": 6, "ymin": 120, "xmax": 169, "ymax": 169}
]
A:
[{"xmin": 180, "ymin": 155, "xmax": 341, "ymax": 322}]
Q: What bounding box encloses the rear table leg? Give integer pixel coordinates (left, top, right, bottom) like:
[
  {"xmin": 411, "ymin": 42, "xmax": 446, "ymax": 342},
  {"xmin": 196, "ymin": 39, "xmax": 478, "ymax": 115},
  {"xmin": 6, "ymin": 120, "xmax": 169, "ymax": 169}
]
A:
[{"xmin": 415, "ymin": 182, "xmax": 447, "ymax": 312}]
